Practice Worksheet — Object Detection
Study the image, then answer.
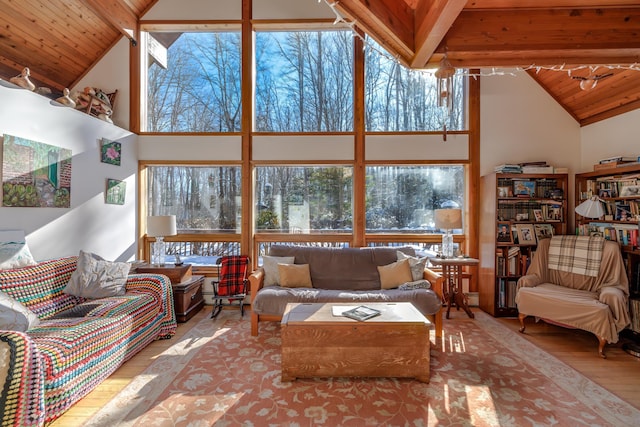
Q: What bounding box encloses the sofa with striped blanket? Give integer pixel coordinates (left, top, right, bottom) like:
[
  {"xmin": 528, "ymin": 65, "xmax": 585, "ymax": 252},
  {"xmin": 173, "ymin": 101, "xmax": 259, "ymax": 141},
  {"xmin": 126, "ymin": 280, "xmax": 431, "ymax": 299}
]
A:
[
  {"xmin": 0, "ymin": 256, "xmax": 177, "ymax": 426},
  {"xmin": 515, "ymin": 236, "xmax": 631, "ymax": 358}
]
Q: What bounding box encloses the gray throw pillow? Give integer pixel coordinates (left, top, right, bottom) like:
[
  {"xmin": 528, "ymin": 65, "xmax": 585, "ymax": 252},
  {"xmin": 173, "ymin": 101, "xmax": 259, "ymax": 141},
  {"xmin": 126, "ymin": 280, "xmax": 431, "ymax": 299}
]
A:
[
  {"xmin": 64, "ymin": 250, "xmax": 130, "ymax": 298},
  {"xmin": 397, "ymin": 251, "xmax": 428, "ymax": 281},
  {"xmin": 262, "ymin": 255, "xmax": 295, "ymax": 286},
  {"xmin": 0, "ymin": 291, "xmax": 40, "ymax": 331}
]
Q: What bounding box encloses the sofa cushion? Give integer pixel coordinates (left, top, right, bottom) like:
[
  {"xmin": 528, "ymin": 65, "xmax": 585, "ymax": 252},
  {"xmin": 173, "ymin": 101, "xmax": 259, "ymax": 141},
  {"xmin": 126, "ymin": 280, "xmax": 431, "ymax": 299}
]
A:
[
  {"xmin": 268, "ymin": 245, "xmax": 415, "ymax": 291},
  {"xmin": 0, "ymin": 291, "xmax": 41, "ymax": 331},
  {"xmin": 377, "ymin": 259, "xmax": 413, "ymax": 289},
  {"xmin": 397, "ymin": 251, "xmax": 428, "ymax": 281},
  {"xmin": 64, "ymin": 250, "xmax": 129, "ymax": 298},
  {"xmin": 252, "ymin": 286, "xmax": 441, "ymax": 318},
  {"xmin": 278, "ymin": 263, "xmax": 312, "ymax": 288},
  {"xmin": 262, "ymin": 256, "xmax": 295, "ymax": 286}
]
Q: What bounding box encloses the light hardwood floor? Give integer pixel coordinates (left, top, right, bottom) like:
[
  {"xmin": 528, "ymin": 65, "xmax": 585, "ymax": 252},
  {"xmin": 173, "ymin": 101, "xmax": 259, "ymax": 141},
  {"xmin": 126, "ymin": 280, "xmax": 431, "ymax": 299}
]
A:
[{"xmin": 51, "ymin": 307, "xmax": 640, "ymax": 426}]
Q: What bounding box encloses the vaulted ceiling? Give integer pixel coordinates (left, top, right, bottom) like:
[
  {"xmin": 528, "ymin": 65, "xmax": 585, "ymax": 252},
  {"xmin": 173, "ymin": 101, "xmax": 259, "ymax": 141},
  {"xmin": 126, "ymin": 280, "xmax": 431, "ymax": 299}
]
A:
[{"xmin": 1, "ymin": 0, "xmax": 640, "ymax": 126}]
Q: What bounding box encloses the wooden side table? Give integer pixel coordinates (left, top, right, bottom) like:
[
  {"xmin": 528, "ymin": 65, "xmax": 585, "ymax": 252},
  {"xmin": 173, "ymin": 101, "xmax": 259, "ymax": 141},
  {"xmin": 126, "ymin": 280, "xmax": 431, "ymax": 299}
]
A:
[{"xmin": 429, "ymin": 257, "xmax": 479, "ymax": 319}]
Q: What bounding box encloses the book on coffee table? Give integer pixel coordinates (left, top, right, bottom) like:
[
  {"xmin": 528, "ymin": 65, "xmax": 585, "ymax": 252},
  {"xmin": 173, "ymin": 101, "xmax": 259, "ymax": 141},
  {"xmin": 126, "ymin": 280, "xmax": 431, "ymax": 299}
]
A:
[{"xmin": 341, "ymin": 305, "xmax": 381, "ymax": 321}]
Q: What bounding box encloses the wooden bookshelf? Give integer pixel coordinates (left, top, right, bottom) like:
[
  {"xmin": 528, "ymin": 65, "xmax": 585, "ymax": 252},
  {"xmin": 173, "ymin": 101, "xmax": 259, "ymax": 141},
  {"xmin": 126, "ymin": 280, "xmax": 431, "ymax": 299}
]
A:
[{"xmin": 479, "ymin": 172, "xmax": 568, "ymax": 317}]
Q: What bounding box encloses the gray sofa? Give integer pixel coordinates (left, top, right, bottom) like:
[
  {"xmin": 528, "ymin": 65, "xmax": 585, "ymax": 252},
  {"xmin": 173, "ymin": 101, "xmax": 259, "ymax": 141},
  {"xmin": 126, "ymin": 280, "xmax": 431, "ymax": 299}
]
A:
[{"xmin": 249, "ymin": 245, "xmax": 443, "ymax": 337}]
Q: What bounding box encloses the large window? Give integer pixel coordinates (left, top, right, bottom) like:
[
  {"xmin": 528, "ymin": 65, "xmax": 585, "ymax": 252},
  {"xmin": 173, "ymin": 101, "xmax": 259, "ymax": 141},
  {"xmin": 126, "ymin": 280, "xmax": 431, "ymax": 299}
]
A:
[
  {"xmin": 255, "ymin": 30, "xmax": 354, "ymax": 132},
  {"xmin": 255, "ymin": 166, "xmax": 353, "ymax": 232},
  {"xmin": 142, "ymin": 30, "xmax": 242, "ymax": 132},
  {"xmin": 365, "ymin": 166, "xmax": 464, "ymax": 233},
  {"xmin": 365, "ymin": 38, "xmax": 467, "ymax": 131},
  {"xmin": 147, "ymin": 165, "xmax": 242, "ymax": 232}
]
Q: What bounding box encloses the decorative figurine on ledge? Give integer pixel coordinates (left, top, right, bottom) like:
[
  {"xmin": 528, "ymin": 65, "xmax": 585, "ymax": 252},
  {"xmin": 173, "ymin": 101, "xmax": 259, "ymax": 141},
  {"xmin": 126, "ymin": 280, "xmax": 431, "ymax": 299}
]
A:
[
  {"xmin": 9, "ymin": 67, "xmax": 36, "ymax": 91},
  {"xmin": 55, "ymin": 88, "xmax": 76, "ymax": 108}
]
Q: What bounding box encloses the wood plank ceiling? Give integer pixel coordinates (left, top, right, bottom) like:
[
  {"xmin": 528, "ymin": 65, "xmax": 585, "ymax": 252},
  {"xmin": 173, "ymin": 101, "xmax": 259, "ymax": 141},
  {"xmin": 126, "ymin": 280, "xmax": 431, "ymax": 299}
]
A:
[{"xmin": 1, "ymin": 0, "xmax": 640, "ymax": 126}]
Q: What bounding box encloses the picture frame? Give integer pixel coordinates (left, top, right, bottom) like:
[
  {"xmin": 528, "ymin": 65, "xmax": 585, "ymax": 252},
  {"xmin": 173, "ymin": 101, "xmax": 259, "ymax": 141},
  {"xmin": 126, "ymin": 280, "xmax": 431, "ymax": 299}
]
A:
[
  {"xmin": 100, "ymin": 138, "xmax": 121, "ymax": 166},
  {"xmin": 497, "ymin": 222, "xmax": 513, "ymax": 244},
  {"xmin": 533, "ymin": 209, "xmax": 543, "ymax": 222},
  {"xmin": 513, "ymin": 180, "xmax": 536, "ymax": 197},
  {"xmin": 497, "ymin": 186, "xmax": 512, "ymax": 198},
  {"xmin": 616, "ymin": 204, "xmax": 631, "ymax": 221},
  {"xmin": 533, "ymin": 223, "xmax": 554, "ymax": 240},
  {"xmin": 105, "ymin": 178, "xmax": 126, "ymax": 205},
  {"xmin": 516, "ymin": 224, "xmax": 536, "ymax": 245},
  {"xmin": 598, "ymin": 188, "xmax": 612, "ymax": 199}
]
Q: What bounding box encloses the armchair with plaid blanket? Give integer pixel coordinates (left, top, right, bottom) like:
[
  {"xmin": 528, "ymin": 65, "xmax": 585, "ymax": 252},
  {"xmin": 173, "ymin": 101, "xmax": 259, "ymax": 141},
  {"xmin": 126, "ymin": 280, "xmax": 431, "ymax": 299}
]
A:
[{"xmin": 516, "ymin": 236, "xmax": 631, "ymax": 358}]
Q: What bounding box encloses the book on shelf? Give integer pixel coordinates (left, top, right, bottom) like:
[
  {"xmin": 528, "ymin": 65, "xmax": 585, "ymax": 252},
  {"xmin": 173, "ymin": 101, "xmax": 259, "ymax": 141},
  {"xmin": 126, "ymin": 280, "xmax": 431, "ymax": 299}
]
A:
[
  {"xmin": 340, "ymin": 305, "xmax": 381, "ymax": 321},
  {"xmin": 495, "ymin": 164, "xmax": 522, "ymax": 173},
  {"xmin": 554, "ymin": 167, "xmax": 569, "ymax": 174},
  {"xmin": 521, "ymin": 165, "xmax": 555, "ymax": 174},
  {"xmin": 598, "ymin": 156, "xmax": 638, "ymax": 164}
]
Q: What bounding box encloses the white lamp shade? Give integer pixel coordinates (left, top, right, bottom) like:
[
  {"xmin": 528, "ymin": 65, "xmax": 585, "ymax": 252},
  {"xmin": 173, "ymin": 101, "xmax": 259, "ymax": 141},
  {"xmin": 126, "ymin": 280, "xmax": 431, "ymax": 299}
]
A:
[
  {"xmin": 434, "ymin": 208, "xmax": 462, "ymax": 230},
  {"xmin": 147, "ymin": 215, "xmax": 177, "ymax": 237},
  {"xmin": 575, "ymin": 197, "xmax": 605, "ymax": 219}
]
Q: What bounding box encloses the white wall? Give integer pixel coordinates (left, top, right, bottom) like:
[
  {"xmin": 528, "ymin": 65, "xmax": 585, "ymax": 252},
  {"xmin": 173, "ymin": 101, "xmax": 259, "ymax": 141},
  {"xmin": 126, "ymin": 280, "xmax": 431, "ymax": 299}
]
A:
[
  {"xmin": 0, "ymin": 83, "xmax": 137, "ymax": 262},
  {"xmin": 579, "ymin": 109, "xmax": 640, "ymax": 172},
  {"xmin": 480, "ymin": 70, "xmax": 581, "ymax": 177}
]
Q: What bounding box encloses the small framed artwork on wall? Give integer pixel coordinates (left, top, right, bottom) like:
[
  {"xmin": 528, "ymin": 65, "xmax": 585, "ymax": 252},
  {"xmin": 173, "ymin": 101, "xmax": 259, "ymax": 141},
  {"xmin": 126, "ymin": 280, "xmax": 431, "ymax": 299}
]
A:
[
  {"xmin": 100, "ymin": 138, "xmax": 121, "ymax": 166},
  {"xmin": 105, "ymin": 179, "xmax": 126, "ymax": 205}
]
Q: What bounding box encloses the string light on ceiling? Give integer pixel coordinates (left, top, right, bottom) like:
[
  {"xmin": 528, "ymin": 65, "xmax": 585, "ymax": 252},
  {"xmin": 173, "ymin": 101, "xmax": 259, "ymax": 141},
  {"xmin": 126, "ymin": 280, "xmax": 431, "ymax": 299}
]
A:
[{"xmin": 318, "ymin": 0, "xmax": 640, "ymax": 81}]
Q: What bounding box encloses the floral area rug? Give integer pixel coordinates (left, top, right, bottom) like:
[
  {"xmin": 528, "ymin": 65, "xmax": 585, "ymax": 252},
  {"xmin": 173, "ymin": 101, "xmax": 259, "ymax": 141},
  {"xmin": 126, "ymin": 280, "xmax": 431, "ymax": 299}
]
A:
[{"xmin": 86, "ymin": 311, "xmax": 640, "ymax": 426}]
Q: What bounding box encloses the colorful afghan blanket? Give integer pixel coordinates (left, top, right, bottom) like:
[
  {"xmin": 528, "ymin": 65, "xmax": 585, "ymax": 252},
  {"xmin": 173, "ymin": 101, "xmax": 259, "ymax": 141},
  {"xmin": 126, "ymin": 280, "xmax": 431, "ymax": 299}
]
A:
[{"xmin": 548, "ymin": 235, "xmax": 605, "ymax": 277}]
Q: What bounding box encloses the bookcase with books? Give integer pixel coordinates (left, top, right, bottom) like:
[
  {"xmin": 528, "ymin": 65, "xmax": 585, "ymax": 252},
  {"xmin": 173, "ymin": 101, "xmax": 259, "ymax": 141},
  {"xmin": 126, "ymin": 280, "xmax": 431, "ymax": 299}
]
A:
[
  {"xmin": 574, "ymin": 164, "xmax": 640, "ymax": 350},
  {"xmin": 479, "ymin": 172, "xmax": 569, "ymax": 317}
]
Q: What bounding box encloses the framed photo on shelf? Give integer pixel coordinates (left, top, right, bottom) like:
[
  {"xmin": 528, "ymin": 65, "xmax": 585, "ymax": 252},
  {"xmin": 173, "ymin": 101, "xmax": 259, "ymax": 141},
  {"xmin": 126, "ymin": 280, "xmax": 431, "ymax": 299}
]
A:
[
  {"xmin": 497, "ymin": 222, "xmax": 513, "ymax": 243},
  {"xmin": 513, "ymin": 180, "xmax": 536, "ymax": 197},
  {"xmin": 516, "ymin": 224, "xmax": 536, "ymax": 245},
  {"xmin": 533, "ymin": 209, "xmax": 543, "ymax": 222},
  {"xmin": 616, "ymin": 204, "xmax": 632, "ymax": 221},
  {"xmin": 598, "ymin": 188, "xmax": 612, "ymax": 199},
  {"xmin": 497, "ymin": 186, "xmax": 512, "ymax": 198},
  {"xmin": 533, "ymin": 223, "xmax": 554, "ymax": 240}
]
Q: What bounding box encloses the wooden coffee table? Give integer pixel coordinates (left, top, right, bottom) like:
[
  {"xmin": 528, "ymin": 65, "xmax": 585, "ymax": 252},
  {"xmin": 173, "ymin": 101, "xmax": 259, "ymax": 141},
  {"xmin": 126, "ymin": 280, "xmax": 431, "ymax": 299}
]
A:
[{"xmin": 280, "ymin": 302, "xmax": 431, "ymax": 382}]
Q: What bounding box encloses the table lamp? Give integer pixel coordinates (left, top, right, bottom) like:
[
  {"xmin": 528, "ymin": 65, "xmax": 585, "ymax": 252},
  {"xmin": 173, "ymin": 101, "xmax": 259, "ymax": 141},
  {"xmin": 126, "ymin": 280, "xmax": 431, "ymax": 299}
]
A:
[
  {"xmin": 575, "ymin": 196, "xmax": 605, "ymax": 219},
  {"xmin": 435, "ymin": 208, "xmax": 462, "ymax": 258},
  {"xmin": 147, "ymin": 215, "xmax": 177, "ymax": 265}
]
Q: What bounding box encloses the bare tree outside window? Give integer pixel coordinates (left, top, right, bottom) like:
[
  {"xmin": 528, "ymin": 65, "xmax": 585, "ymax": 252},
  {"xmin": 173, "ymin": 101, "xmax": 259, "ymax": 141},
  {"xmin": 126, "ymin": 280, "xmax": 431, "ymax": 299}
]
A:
[
  {"xmin": 146, "ymin": 32, "xmax": 242, "ymax": 132},
  {"xmin": 365, "ymin": 37, "xmax": 466, "ymax": 132},
  {"xmin": 255, "ymin": 31, "xmax": 354, "ymax": 132}
]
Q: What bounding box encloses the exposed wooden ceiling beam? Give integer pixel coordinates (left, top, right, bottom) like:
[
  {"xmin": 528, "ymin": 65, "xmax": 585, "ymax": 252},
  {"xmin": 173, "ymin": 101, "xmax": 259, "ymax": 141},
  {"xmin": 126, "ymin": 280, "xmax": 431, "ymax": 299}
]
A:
[
  {"xmin": 80, "ymin": 0, "xmax": 139, "ymax": 45},
  {"xmin": 436, "ymin": 8, "xmax": 640, "ymax": 67},
  {"xmin": 331, "ymin": 0, "xmax": 415, "ymax": 66},
  {"xmin": 411, "ymin": 0, "xmax": 466, "ymax": 68}
]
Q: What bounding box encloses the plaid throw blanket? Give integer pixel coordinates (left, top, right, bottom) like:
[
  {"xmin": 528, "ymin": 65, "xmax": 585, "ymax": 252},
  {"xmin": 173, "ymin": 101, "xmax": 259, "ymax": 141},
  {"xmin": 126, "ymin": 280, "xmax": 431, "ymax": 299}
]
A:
[{"xmin": 548, "ymin": 235, "xmax": 605, "ymax": 277}]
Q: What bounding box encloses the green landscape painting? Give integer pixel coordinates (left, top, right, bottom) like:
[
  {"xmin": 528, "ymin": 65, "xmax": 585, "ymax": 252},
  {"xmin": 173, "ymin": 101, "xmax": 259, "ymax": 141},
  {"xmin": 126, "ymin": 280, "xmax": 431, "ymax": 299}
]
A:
[{"xmin": 1, "ymin": 134, "xmax": 72, "ymax": 207}]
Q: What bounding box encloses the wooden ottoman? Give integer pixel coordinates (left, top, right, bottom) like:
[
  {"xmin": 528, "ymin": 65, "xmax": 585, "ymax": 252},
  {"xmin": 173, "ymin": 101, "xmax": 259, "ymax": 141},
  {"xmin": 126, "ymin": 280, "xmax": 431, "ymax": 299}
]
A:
[{"xmin": 280, "ymin": 302, "xmax": 431, "ymax": 382}]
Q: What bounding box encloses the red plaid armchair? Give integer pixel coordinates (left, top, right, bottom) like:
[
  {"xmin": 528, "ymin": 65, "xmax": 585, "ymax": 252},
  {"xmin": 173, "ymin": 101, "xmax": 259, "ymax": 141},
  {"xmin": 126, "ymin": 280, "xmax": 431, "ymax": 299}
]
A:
[{"xmin": 211, "ymin": 255, "xmax": 250, "ymax": 318}]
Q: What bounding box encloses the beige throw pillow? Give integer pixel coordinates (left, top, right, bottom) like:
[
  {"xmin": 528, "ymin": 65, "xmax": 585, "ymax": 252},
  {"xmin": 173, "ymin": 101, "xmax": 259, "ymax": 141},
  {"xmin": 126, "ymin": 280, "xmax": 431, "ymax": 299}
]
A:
[
  {"xmin": 278, "ymin": 263, "xmax": 313, "ymax": 288},
  {"xmin": 377, "ymin": 258, "xmax": 413, "ymax": 290}
]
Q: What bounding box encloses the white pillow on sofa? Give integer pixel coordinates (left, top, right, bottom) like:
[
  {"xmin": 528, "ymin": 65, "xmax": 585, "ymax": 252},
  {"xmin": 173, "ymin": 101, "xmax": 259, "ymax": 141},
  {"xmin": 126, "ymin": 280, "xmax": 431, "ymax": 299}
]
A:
[
  {"xmin": 64, "ymin": 250, "xmax": 130, "ymax": 298},
  {"xmin": 397, "ymin": 251, "xmax": 428, "ymax": 281},
  {"xmin": 0, "ymin": 291, "xmax": 40, "ymax": 331},
  {"xmin": 262, "ymin": 256, "xmax": 295, "ymax": 286},
  {"xmin": 0, "ymin": 236, "xmax": 37, "ymax": 270}
]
